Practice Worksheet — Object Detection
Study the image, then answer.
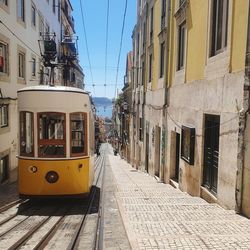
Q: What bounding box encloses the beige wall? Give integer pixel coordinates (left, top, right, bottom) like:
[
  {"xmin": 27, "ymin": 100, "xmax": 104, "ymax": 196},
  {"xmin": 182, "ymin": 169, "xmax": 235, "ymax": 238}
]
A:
[{"xmin": 0, "ymin": 0, "xmax": 61, "ymax": 182}]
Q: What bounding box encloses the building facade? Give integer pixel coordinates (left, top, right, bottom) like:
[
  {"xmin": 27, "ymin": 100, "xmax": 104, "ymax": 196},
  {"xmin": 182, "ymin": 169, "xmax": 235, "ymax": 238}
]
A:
[
  {"xmin": 128, "ymin": 0, "xmax": 250, "ymax": 217},
  {"xmin": 0, "ymin": 0, "xmax": 84, "ymax": 184}
]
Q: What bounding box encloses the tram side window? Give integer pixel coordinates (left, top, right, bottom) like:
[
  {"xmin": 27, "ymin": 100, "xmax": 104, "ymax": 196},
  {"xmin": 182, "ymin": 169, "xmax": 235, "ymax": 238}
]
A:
[
  {"xmin": 70, "ymin": 112, "xmax": 87, "ymax": 156},
  {"xmin": 38, "ymin": 112, "xmax": 66, "ymax": 157},
  {"xmin": 20, "ymin": 111, "xmax": 34, "ymax": 156}
]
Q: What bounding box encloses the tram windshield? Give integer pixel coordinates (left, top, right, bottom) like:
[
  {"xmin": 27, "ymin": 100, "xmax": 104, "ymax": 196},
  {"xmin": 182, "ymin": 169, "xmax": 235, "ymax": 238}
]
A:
[{"xmin": 38, "ymin": 112, "xmax": 66, "ymax": 157}]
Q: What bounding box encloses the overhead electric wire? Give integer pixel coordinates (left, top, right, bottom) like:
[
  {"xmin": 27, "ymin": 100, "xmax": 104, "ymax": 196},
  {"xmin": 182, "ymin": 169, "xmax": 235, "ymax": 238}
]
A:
[
  {"xmin": 114, "ymin": 0, "xmax": 128, "ymax": 98},
  {"xmin": 0, "ymin": 20, "xmax": 40, "ymax": 58},
  {"xmin": 104, "ymin": 0, "xmax": 110, "ymax": 97},
  {"xmin": 79, "ymin": 0, "xmax": 94, "ymax": 86}
]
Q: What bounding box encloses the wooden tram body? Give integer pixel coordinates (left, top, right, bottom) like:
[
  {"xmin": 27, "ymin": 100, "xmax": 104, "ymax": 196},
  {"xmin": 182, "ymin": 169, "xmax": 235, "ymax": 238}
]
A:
[{"xmin": 17, "ymin": 85, "xmax": 95, "ymax": 198}]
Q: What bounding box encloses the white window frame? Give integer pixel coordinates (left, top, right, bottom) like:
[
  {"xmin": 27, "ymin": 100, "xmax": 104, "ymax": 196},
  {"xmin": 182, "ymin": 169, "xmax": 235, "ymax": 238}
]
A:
[
  {"xmin": 0, "ymin": 0, "xmax": 8, "ymax": 6},
  {"xmin": 52, "ymin": 0, "xmax": 56, "ymax": 13},
  {"xmin": 159, "ymin": 42, "xmax": 165, "ymax": 78},
  {"xmin": 149, "ymin": 53, "xmax": 153, "ymax": 82},
  {"xmin": 31, "ymin": 4, "xmax": 36, "ymax": 27},
  {"xmin": 210, "ymin": 0, "xmax": 229, "ymax": 57},
  {"xmin": 18, "ymin": 52, "xmax": 25, "ymax": 78},
  {"xmin": 38, "ymin": 12, "xmax": 44, "ymax": 35},
  {"xmin": 177, "ymin": 21, "xmax": 186, "ymax": 71},
  {"xmin": 0, "ymin": 42, "xmax": 8, "ymax": 74},
  {"xmin": 31, "ymin": 56, "xmax": 36, "ymax": 77},
  {"xmin": 0, "ymin": 105, "xmax": 8, "ymax": 128},
  {"xmin": 17, "ymin": 0, "xmax": 25, "ymax": 22}
]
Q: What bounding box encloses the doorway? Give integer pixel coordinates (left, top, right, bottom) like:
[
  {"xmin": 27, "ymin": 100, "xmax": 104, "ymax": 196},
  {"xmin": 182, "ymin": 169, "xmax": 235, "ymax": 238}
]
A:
[
  {"xmin": 175, "ymin": 133, "xmax": 180, "ymax": 181},
  {"xmin": 145, "ymin": 133, "xmax": 149, "ymax": 173},
  {"xmin": 0, "ymin": 155, "xmax": 9, "ymax": 183},
  {"xmin": 203, "ymin": 115, "xmax": 220, "ymax": 194},
  {"xmin": 154, "ymin": 126, "xmax": 161, "ymax": 177}
]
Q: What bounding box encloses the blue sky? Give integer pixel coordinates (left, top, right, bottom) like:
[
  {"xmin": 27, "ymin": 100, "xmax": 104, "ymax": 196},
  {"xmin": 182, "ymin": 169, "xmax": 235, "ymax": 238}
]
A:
[{"xmin": 71, "ymin": 0, "xmax": 136, "ymax": 99}]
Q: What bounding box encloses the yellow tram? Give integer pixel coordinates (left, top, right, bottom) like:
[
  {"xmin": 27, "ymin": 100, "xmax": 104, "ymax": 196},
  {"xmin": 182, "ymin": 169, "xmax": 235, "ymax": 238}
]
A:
[{"xmin": 17, "ymin": 85, "xmax": 95, "ymax": 198}]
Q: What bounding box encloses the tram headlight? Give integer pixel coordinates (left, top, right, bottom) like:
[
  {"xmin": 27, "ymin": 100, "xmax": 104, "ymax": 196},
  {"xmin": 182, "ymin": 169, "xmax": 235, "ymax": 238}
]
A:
[
  {"xmin": 29, "ymin": 166, "xmax": 38, "ymax": 173},
  {"xmin": 45, "ymin": 171, "xmax": 59, "ymax": 184}
]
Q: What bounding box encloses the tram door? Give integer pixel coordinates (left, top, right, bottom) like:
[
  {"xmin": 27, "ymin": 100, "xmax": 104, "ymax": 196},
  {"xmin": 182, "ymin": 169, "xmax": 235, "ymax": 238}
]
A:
[{"xmin": 203, "ymin": 115, "xmax": 220, "ymax": 194}]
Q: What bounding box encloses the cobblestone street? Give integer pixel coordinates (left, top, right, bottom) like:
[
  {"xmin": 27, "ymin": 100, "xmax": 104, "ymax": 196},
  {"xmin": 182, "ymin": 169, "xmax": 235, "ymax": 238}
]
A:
[
  {"xmin": 106, "ymin": 145, "xmax": 250, "ymax": 249},
  {"xmin": 1, "ymin": 145, "xmax": 250, "ymax": 249}
]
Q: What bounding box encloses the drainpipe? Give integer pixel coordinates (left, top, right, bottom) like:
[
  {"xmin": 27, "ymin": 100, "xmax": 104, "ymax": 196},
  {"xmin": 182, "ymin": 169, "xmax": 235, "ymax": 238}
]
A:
[
  {"xmin": 235, "ymin": 1, "xmax": 250, "ymax": 213},
  {"xmin": 164, "ymin": 0, "xmax": 171, "ymax": 108}
]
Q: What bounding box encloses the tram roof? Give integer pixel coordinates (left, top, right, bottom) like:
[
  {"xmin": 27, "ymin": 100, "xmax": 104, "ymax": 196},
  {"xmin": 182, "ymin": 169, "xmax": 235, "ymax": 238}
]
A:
[{"xmin": 17, "ymin": 85, "xmax": 89, "ymax": 95}]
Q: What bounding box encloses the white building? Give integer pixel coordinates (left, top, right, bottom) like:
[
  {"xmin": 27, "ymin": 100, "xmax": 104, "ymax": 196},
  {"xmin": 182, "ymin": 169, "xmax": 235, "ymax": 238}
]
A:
[{"xmin": 0, "ymin": 0, "xmax": 82, "ymax": 184}]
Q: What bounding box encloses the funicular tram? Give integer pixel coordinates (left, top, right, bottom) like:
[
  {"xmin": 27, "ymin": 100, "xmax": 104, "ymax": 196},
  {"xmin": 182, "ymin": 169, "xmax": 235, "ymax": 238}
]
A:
[{"xmin": 17, "ymin": 85, "xmax": 95, "ymax": 198}]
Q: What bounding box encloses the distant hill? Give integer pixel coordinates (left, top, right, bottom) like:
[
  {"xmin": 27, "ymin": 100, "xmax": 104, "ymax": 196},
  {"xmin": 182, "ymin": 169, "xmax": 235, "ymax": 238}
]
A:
[{"xmin": 92, "ymin": 97, "xmax": 112, "ymax": 107}]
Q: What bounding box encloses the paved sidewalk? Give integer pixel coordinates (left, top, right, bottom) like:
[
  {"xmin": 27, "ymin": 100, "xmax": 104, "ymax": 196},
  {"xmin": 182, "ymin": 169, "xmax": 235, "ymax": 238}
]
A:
[{"xmin": 107, "ymin": 145, "xmax": 250, "ymax": 250}]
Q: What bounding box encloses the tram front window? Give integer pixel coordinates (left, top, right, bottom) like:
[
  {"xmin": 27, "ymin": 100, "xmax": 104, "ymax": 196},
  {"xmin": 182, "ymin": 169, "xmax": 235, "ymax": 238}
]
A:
[
  {"xmin": 70, "ymin": 112, "xmax": 87, "ymax": 156},
  {"xmin": 20, "ymin": 111, "xmax": 34, "ymax": 157},
  {"xmin": 38, "ymin": 112, "xmax": 66, "ymax": 157}
]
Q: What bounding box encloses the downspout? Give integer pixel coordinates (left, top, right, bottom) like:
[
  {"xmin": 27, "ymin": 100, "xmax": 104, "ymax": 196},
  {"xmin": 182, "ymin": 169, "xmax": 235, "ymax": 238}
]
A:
[
  {"xmin": 164, "ymin": 0, "xmax": 171, "ymax": 108},
  {"xmin": 235, "ymin": 1, "xmax": 250, "ymax": 213},
  {"xmin": 161, "ymin": 0, "xmax": 171, "ymax": 182}
]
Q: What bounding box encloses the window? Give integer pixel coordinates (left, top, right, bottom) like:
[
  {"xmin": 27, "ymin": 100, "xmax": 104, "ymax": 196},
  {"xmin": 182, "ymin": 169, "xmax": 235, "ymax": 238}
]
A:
[
  {"xmin": 210, "ymin": 0, "xmax": 229, "ymax": 56},
  {"xmin": 45, "ymin": 23, "xmax": 50, "ymax": 39},
  {"xmin": 38, "ymin": 12, "xmax": 44, "ymax": 34},
  {"xmin": 181, "ymin": 126, "xmax": 195, "ymax": 165},
  {"xmin": 0, "ymin": 104, "xmax": 8, "ymax": 128},
  {"xmin": 160, "ymin": 42, "xmax": 165, "ymax": 78},
  {"xmin": 141, "ymin": 61, "xmax": 145, "ymax": 86},
  {"xmin": 70, "ymin": 112, "xmax": 87, "ymax": 156},
  {"xmin": 139, "ymin": 117, "xmax": 144, "ymax": 141},
  {"xmin": 150, "ymin": 7, "xmax": 154, "ymax": 43},
  {"xmin": 31, "ymin": 57, "xmax": 36, "ymax": 77},
  {"xmin": 161, "ymin": 0, "xmax": 166, "ymax": 30},
  {"xmin": 52, "ymin": 0, "xmax": 55, "ymax": 13},
  {"xmin": 0, "ymin": 155, "xmax": 8, "ymax": 183},
  {"xmin": 18, "ymin": 52, "xmax": 25, "ymax": 78},
  {"xmin": 0, "ymin": 42, "xmax": 8, "ymax": 74},
  {"xmin": 38, "ymin": 112, "xmax": 66, "ymax": 157},
  {"xmin": 58, "ymin": 0, "xmax": 61, "ymax": 22},
  {"xmin": 177, "ymin": 21, "xmax": 186, "ymax": 70},
  {"xmin": 20, "ymin": 111, "xmax": 34, "ymax": 156},
  {"xmin": 143, "ymin": 22, "xmax": 146, "ymax": 51},
  {"xmin": 17, "ymin": 0, "xmax": 25, "ymax": 22},
  {"xmin": 149, "ymin": 53, "xmax": 152, "ymax": 82},
  {"xmin": 0, "ymin": 0, "xmax": 8, "ymax": 6},
  {"xmin": 137, "ymin": 33, "xmax": 140, "ymax": 57},
  {"xmin": 31, "ymin": 4, "xmax": 36, "ymax": 27}
]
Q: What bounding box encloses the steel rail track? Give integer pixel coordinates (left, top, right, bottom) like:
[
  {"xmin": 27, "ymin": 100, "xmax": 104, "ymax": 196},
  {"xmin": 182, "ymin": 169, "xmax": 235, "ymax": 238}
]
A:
[
  {"xmin": 70, "ymin": 148, "xmax": 106, "ymax": 249},
  {"xmin": 0, "ymin": 146, "xmax": 107, "ymax": 249},
  {"xmin": 0, "ymin": 199, "xmax": 24, "ymax": 213}
]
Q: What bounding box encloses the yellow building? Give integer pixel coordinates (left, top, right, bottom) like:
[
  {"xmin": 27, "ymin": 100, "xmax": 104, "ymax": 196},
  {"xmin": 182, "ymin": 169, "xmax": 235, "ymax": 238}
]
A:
[
  {"xmin": 166, "ymin": 0, "xmax": 250, "ymax": 216},
  {"xmin": 130, "ymin": 0, "xmax": 250, "ymax": 217}
]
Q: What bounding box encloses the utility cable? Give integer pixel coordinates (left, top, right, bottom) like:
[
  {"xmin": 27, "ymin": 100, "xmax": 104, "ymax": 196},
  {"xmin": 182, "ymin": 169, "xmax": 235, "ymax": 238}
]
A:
[
  {"xmin": 0, "ymin": 20, "xmax": 40, "ymax": 58},
  {"xmin": 79, "ymin": 0, "xmax": 94, "ymax": 86},
  {"xmin": 104, "ymin": 0, "xmax": 110, "ymax": 97},
  {"xmin": 114, "ymin": 0, "xmax": 128, "ymax": 98}
]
